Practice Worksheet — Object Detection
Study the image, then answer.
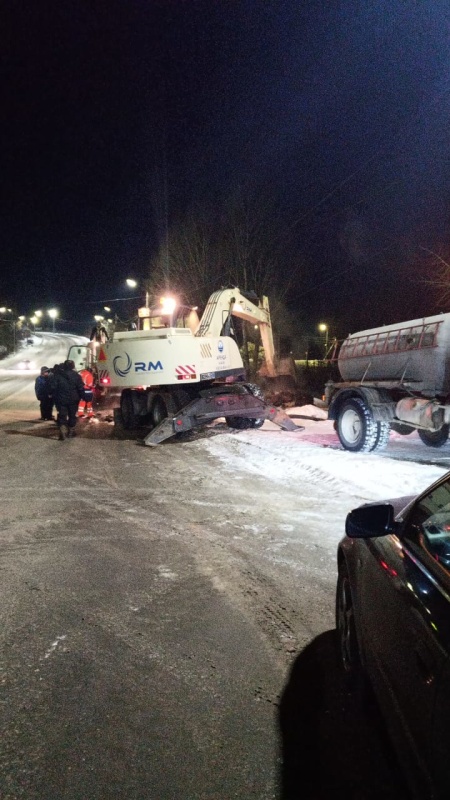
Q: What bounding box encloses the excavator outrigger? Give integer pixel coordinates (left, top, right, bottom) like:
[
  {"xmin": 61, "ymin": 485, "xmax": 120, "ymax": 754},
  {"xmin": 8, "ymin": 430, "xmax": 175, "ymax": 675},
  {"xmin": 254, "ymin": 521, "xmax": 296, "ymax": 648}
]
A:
[{"xmin": 68, "ymin": 288, "xmax": 300, "ymax": 445}]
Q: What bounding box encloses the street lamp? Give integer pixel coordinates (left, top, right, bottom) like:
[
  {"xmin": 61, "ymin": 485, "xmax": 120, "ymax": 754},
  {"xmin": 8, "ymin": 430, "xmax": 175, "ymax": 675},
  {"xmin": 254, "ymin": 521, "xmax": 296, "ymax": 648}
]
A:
[
  {"xmin": 318, "ymin": 323, "xmax": 329, "ymax": 356},
  {"xmin": 126, "ymin": 278, "xmax": 149, "ymax": 308},
  {"xmin": 48, "ymin": 308, "xmax": 58, "ymax": 332}
]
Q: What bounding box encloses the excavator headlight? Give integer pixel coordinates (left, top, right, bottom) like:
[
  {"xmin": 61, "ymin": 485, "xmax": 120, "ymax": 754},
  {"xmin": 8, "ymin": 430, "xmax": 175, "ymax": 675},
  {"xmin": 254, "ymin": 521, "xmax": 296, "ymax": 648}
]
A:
[{"xmin": 160, "ymin": 296, "xmax": 177, "ymax": 315}]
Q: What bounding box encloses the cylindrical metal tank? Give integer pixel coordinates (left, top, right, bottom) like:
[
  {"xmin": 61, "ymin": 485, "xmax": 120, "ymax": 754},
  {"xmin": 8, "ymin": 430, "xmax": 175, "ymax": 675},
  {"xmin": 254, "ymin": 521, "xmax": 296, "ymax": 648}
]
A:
[{"xmin": 338, "ymin": 313, "xmax": 450, "ymax": 396}]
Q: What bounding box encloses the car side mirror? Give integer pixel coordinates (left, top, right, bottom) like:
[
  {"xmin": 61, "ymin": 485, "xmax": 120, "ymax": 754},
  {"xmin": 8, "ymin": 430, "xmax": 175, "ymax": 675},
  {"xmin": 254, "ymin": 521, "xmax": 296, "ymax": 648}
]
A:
[{"xmin": 346, "ymin": 503, "xmax": 397, "ymax": 539}]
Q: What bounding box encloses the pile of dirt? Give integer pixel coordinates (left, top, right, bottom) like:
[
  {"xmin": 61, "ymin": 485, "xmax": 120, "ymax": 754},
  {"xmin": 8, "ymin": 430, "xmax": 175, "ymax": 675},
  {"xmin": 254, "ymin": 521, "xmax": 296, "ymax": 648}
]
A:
[{"xmin": 264, "ymin": 388, "xmax": 313, "ymax": 408}]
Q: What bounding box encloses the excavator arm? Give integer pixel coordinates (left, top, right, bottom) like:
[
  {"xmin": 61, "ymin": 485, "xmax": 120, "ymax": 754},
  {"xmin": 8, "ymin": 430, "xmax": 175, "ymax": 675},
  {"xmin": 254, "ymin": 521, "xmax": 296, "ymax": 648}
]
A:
[{"xmin": 195, "ymin": 288, "xmax": 276, "ymax": 377}]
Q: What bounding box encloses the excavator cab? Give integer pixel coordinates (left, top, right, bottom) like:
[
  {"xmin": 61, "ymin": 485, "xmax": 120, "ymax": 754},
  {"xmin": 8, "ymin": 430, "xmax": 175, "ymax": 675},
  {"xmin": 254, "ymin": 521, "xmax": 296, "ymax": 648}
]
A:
[
  {"xmin": 67, "ymin": 344, "xmax": 93, "ymax": 372},
  {"xmin": 138, "ymin": 300, "xmax": 200, "ymax": 333}
]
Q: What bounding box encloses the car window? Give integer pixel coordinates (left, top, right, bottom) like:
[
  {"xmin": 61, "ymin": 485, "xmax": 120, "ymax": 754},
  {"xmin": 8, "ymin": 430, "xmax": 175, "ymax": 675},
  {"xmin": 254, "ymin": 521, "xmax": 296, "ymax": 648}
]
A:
[{"xmin": 405, "ymin": 478, "xmax": 450, "ymax": 572}]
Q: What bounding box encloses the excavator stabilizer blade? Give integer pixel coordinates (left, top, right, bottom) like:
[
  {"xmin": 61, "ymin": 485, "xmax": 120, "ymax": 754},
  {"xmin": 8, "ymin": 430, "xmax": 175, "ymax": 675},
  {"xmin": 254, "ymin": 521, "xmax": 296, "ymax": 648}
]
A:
[
  {"xmin": 143, "ymin": 418, "xmax": 177, "ymax": 446},
  {"xmin": 266, "ymin": 407, "xmax": 304, "ymax": 431},
  {"xmin": 143, "ymin": 397, "xmax": 302, "ymax": 446}
]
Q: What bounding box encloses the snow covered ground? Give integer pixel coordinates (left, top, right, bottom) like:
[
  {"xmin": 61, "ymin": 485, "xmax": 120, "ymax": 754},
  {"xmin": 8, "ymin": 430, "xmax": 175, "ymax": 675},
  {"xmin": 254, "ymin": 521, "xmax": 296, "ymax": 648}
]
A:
[{"xmin": 203, "ymin": 404, "xmax": 449, "ymax": 510}]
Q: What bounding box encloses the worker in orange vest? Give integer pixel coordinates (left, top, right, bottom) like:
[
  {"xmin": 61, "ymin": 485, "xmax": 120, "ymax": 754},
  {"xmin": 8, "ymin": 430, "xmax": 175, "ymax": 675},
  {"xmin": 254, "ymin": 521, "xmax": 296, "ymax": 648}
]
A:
[{"xmin": 78, "ymin": 367, "xmax": 95, "ymax": 417}]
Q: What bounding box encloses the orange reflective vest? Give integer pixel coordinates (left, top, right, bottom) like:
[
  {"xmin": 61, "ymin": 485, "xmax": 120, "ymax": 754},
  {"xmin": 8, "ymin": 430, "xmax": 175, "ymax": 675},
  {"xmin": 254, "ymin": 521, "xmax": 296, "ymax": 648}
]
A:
[{"xmin": 79, "ymin": 369, "xmax": 94, "ymax": 390}]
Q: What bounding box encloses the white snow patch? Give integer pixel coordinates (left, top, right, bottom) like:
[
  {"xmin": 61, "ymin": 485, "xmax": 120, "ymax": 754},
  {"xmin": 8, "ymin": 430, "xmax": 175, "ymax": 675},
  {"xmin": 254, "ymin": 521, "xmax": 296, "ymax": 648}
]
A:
[
  {"xmin": 200, "ymin": 407, "xmax": 448, "ymax": 511},
  {"xmin": 157, "ymin": 565, "xmax": 178, "ymax": 580},
  {"xmin": 44, "ymin": 634, "xmax": 67, "ymax": 659}
]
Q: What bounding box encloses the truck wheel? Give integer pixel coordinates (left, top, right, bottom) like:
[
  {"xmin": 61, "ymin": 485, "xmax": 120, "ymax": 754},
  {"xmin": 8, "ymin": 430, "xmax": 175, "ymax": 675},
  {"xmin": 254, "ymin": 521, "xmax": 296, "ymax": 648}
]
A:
[
  {"xmin": 120, "ymin": 390, "xmax": 138, "ymax": 430},
  {"xmin": 370, "ymin": 422, "xmax": 391, "ymax": 452},
  {"xmin": 336, "ymin": 397, "xmax": 379, "ymax": 452},
  {"xmin": 418, "ymin": 425, "xmax": 449, "ymax": 448}
]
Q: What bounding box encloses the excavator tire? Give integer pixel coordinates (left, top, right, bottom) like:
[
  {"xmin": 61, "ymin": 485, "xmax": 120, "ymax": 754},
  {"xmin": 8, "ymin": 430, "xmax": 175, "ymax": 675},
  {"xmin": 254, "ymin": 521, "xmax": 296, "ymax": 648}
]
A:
[
  {"xmin": 150, "ymin": 395, "xmax": 168, "ymax": 428},
  {"xmin": 418, "ymin": 425, "xmax": 449, "ymax": 448},
  {"xmin": 120, "ymin": 389, "xmax": 139, "ymax": 430},
  {"xmin": 172, "ymin": 388, "xmax": 192, "ymax": 411},
  {"xmin": 225, "ymin": 383, "xmax": 265, "ymax": 430},
  {"xmin": 149, "ymin": 392, "xmax": 178, "ymax": 429},
  {"xmin": 245, "ymin": 383, "xmax": 265, "ymax": 429},
  {"xmin": 226, "ymin": 416, "xmax": 254, "ymax": 430}
]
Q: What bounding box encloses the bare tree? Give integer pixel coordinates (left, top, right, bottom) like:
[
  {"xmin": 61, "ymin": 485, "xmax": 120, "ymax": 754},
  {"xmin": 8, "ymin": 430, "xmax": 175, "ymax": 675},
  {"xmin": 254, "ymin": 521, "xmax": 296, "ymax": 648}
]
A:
[
  {"xmin": 147, "ymin": 189, "xmax": 304, "ymax": 374},
  {"xmin": 217, "ymin": 191, "xmax": 293, "ymax": 298},
  {"xmin": 148, "ymin": 209, "xmax": 221, "ymax": 309},
  {"xmin": 216, "ymin": 191, "xmax": 298, "ymax": 373},
  {"xmin": 420, "ymin": 246, "xmax": 450, "ymax": 307}
]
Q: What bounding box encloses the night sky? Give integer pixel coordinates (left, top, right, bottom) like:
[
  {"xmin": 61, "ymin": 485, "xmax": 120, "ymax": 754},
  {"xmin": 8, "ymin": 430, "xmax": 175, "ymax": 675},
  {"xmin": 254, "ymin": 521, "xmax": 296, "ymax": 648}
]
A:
[{"xmin": 2, "ymin": 1, "xmax": 450, "ymax": 339}]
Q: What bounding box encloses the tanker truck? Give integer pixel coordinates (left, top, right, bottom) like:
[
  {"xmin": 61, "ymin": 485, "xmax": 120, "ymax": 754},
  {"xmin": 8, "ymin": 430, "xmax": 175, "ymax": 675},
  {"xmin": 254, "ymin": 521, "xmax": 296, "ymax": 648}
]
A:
[{"xmin": 324, "ymin": 313, "xmax": 450, "ymax": 452}]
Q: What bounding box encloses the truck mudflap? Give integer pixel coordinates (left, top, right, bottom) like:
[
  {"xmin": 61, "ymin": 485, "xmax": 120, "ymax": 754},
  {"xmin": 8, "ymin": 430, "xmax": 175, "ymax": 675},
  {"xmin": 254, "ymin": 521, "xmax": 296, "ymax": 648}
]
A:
[{"xmin": 143, "ymin": 391, "xmax": 301, "ymax": 446}]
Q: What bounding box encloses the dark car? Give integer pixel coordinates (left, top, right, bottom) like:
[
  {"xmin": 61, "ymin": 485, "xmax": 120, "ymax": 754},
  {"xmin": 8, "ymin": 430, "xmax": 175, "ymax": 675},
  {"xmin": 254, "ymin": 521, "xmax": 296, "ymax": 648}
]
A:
[{"xmin": 336, "ymin": 472, "xmax": 450, "ymax": 800}]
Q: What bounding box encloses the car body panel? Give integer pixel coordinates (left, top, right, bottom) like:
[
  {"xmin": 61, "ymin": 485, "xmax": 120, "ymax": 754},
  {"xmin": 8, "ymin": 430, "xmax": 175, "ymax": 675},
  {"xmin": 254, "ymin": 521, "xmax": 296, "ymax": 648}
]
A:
[{"xmin": 338, "ymin": 475, "xmax": 450, "ymax": 799}]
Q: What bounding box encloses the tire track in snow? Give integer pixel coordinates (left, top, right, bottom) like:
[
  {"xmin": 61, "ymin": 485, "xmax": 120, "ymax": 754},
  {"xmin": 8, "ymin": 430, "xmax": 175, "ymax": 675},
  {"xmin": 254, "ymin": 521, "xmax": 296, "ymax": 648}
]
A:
[{"xmin": 200, "ymin": 433, "xmax": 446, "ymax": 503}]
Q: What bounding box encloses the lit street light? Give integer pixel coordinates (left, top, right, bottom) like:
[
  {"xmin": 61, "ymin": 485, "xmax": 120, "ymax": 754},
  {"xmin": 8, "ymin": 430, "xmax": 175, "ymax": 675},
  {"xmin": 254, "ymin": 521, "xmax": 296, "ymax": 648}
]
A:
[
  {"xmin": 48, "ymin": 308, "xmax": 58, "ymax": 332},
  {"xmin": 318, "ymin": 322, "xmax": 329, "ymax": 356},
  {"xmin": 126, "ymin": 278, "xmax": 149, "ymax": 308}
]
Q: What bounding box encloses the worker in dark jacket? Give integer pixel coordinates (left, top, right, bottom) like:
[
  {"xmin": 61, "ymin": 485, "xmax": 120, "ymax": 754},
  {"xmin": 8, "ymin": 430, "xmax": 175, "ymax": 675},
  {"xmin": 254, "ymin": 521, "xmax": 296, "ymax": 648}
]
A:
[
  {"xmin": 90, "ymin": 322, "xmax": 109, "ymax": 343},
  {"xmin": 34, "ymin": 366, "xmax": 54, "ymax": 420},
  {"xmin": 49, "ymin": 360, "xmax": 85, "ymax": 440}
]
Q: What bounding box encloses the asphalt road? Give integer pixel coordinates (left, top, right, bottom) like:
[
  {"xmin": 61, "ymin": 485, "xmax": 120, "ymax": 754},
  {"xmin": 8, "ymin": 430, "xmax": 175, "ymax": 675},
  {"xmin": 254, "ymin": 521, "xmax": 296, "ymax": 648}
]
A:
[
  {"xmin": 0, "ymin": 337, "xmax": 420, "ymax": 798},
  {"xmin": 0, "ymin": 428, "xmax": 412, "ymax": 798},
  {"xmin": 0, "ymin": 424, "xmax": 281, "ymax": 799}
]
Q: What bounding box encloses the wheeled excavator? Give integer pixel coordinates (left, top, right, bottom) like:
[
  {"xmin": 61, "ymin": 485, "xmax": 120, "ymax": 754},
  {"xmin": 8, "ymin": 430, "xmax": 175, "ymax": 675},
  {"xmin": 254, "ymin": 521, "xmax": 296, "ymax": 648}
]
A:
[{"xmin": 68, "ymin": 288, "xmax": 300, "ymax": 445}]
